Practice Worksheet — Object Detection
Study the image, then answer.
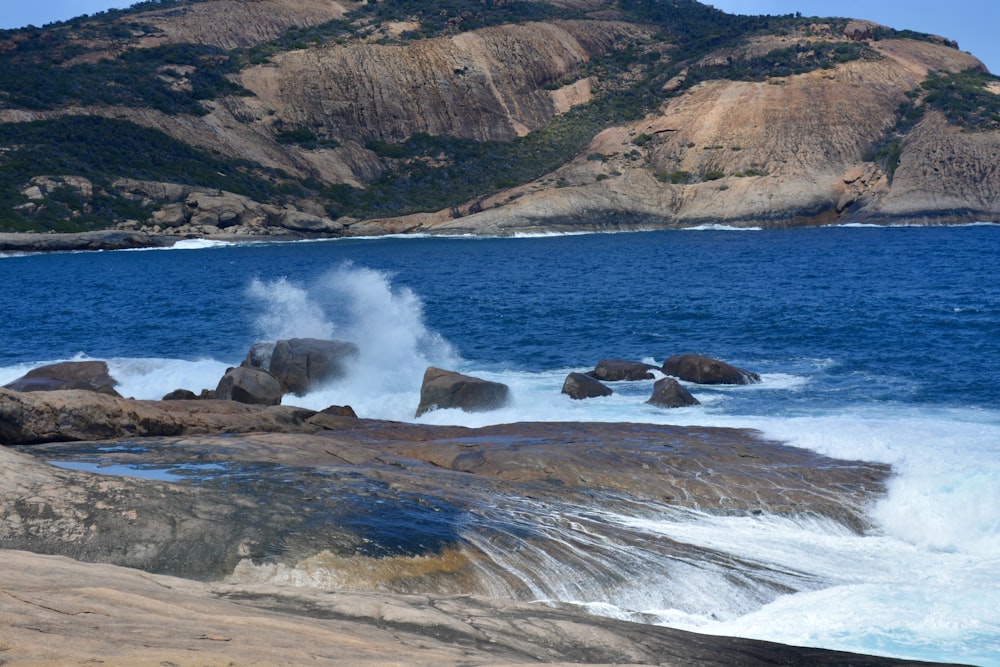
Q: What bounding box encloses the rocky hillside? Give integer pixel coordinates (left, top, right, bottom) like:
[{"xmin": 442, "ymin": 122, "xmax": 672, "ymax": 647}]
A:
[{"xmin": 1, "ymin": 0, "xmax": 998, "ymax": 237}]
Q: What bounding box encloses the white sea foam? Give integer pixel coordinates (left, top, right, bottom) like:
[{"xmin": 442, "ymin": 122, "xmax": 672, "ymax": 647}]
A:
[
  {"xmin": 106, "ymin": 356, "xmax": 232, "ymax": 399},
  {"xmin": 246, "ymin": 265, "xmax": 460, "ymax": 415},
  {"xmin": 682, "ymin": 224, "xmax": 762, "ymax": 231}
]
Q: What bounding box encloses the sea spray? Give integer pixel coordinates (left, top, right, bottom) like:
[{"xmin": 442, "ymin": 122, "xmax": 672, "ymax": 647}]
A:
[
  {"xmin": 247, "ymin": 265, "xmax": 460, "ymax": 415},
  {"xmin": 247, "ymin": 275, "xmax": 335, "ymax": 341}
]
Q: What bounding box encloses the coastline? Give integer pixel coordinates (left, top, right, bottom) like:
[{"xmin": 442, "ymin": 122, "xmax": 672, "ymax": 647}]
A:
[
  {"xmin": 0, "ymin": 403, "xmax": 969, "ymax": 666},
  {"xmin": 2, "ymin": 215, "xmax": 998, "ymax": 254}
]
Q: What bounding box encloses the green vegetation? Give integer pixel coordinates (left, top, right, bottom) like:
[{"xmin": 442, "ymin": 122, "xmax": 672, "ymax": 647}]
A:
[
  {"xmin": 686, "ymin": 41, "xmax": 878, "ymax": 86},
  {"xmin": 921, "ymin": 69, "xmax": 1000, "ymax": 130},
  {"xmin": 655, "ymin": 170, "xmax": 692, "ymax": 184},
  {"xmin": 0, "ymin": 40, "xmax": 247, "ymax": 114},
  {"xmin": 275, "ymin": 126, "xmax": 340, "ymax": 150},
  {"xmin": 0, "ymin": 116, "xmax": 279, "ymax": 231},
  {"xmin": 867, "ymin": 69, "xmax": 1000, "ymax": 183}
]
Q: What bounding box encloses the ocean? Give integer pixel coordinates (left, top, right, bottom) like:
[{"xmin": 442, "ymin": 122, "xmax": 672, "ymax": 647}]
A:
[{"xmin": 2, "ymin": 225, "xmax": 998, "ymax": 665}]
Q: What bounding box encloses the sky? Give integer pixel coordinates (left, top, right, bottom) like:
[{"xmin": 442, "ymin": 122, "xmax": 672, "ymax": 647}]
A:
[{"xmin": 0, "ymin": 0, "xmax": 996, "ymax": 73}]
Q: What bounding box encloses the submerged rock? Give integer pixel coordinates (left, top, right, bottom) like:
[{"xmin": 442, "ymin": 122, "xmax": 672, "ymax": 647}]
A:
[
  {"xmin": 562, "ymin": 371, "xmax": 614, "ymax": 399},
  {"xmin": 647, "ymin": 377, "xmax": 700, "ymax": 408},
  {"xmin": 590, "ymin": 358, "xmax": 658, "ymax": 381},
  {"xmin": 662, "ymin": 354, "xmax": 760, "ymax": 385},
  {"xmin": 3, "ymin": 360, "xmax": 120, "ymax": 396},
  {"xmin": 415, "ymin": 367, "xmax": 510, "ymax": 417}
]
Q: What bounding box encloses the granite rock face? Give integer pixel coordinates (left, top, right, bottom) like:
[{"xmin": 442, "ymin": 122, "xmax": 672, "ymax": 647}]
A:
[
  {"xmin": 214, "ymin": 366, "xmax": 285, "ymax": 406},
  {"xmin": 0, "ymin": 396, "xmax": 961, "ymax": 666},
  {"xmin": 1, "ymin": 549, "xmax": 956, "ymax": 667},
  {"xmin": 2, "ymin": 14, "xmax": 997, "ymax": 239},
  {"xmin": 268, "ymin": 338, "xmax": 360, "ymax": 396}
]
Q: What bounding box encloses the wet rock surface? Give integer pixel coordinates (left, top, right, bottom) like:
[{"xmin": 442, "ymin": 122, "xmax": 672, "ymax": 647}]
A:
[
  {"xmin": 590, "ymin": 358, "xmax": 658, "ymax": 381},
  {"xmin": 5, "ymin": 419, "xmax": 888, "ymax": 581},
  {"xmin": 1, "ymin": 413, "xmax": 966, "ymax": 666},
  {"xmin": 647, "ymin": 376, "xmax": 700, "ymax": 408},
  {"xmin": 0, "ymin": 550, "xmax": 961, "ymax": 667},
  {"xmin": 662, "ymin": 353, "xmax": 761, "ymax": 385},
  {"xmin": 415, "ymin": 366, "xmax": 511, "ymax": 416},
  {"xmin": 562, "ymin": 371, "xmax": 614, "ymax": 399}
]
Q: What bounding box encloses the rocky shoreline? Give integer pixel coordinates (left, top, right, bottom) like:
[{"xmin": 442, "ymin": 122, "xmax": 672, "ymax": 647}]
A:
[
  {"xmin": 0, "ymin": 355, "xmax": 974, "ymax": 666},
  {"xmin": 0, "ymin": 381, "xmax": 973, "ymax": 665}
]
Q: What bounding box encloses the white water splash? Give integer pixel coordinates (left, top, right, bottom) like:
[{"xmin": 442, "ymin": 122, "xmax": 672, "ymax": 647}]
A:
[{"xmin": 246, "ymin": 265, "xmax": 460, "ymax": 415}]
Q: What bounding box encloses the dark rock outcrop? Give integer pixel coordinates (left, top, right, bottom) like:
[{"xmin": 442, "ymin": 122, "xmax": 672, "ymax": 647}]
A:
[
  {"xmin": 562, "ymin": 371, "xmax": 614, "ymax": 399},
  {"xmin": 590, "ymin": 358, "xmax": 658, "ymax": 381},
  {"xmin": 647, "ymin": 377, "xmax": 700, "ymax": 408},
  {"xmin": 0, "ymin": 388, "xmax": 322, "ymax": 446},
  {"xmin": 0, "ymin": 231, "xmax": 173, "ymax": 252},
  {"xmin": 215, "ymin": 366, "xmax": 284, "ymax": 406},
  {"xmin": 415, "ymin": 367, "xmax": 510, "ymax": 417},
  {"xmin": 662, "ymin": 354, "xmax": 760, "ymax": 385},
  {"xmin": 162, "ymin": 388, "xmax": 199, "ymax": 401},
  {"xmin": 268, "ymin": 338, "xmax": 359, "ymax": 396},
  {"xmin": 3, "ymin": 360, "xmax": 121, "ymax": 396}
]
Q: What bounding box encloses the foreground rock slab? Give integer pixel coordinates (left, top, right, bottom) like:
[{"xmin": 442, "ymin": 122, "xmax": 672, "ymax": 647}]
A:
[
  {"xmin": 3, "ymin": 419, "xmax": 888, "ymax": 583},
  {"xmin": 0, "ymin": 550, "xmax": 969, "ymax": 667}
]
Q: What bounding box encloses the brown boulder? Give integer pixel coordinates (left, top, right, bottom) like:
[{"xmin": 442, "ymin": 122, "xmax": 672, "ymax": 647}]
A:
[
  {"xmin": 215, "ymin": 366, "xmax": 284, "ymax": 406},
  {"xmin": 647, "ymin": 377, "xmax": 700, "ymax": 408},
  {"xmin": 562, "ymin": 372, "xmax": 614, "ymax": 399},
  {"xmin": 269, "ymin": 338, "xmax": 359, "ymax": 396},
  {"xmin": 590, "ymin": 358, "xmax": 658, "ymax": 381},
  {"xmin": 662, "ymin": 354, "xmax": 760, "ymax": 385},
  {"xmin": 415, "ymin": 367, "xmax": 510, "ymax": 417},
  {"xmin": 3, "ymin": 360, "xmax": 120, "ymax": 396},
  {"xmin": 162, "ymin": 388, "xmax": 198, "ymax": 401}
]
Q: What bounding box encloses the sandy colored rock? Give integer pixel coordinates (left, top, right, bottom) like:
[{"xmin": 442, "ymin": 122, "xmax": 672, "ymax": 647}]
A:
[{"xmin": 0, "ymin": 549, "xmax": 957, "ymax": 667}]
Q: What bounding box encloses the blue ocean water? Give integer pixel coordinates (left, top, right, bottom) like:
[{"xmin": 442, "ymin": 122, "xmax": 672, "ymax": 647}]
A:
[{"xmin": 2, "ymin": 225, "xmax": 998, "ymax": 665}]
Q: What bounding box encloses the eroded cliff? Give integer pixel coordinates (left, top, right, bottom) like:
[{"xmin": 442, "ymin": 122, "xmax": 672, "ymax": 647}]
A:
[{"xmin": 1, "ymin": 0, "xmax": 998, "ymax": 237}]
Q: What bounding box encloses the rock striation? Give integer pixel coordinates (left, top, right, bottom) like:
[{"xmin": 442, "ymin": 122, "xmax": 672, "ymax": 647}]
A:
[
  {"xmin": 3, "ymin": 4, "xmax": 997, "ymax": 239},
  {"xmin": 1, "ymin": 548, "xmax": 957, "ymax": 667}
]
